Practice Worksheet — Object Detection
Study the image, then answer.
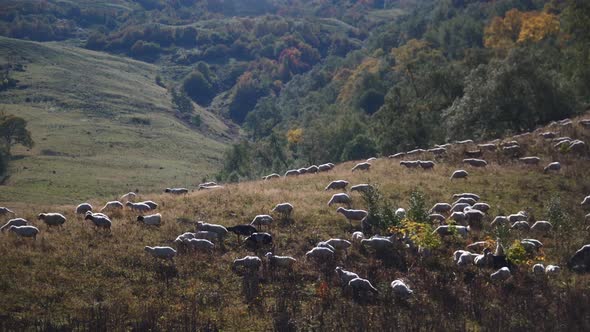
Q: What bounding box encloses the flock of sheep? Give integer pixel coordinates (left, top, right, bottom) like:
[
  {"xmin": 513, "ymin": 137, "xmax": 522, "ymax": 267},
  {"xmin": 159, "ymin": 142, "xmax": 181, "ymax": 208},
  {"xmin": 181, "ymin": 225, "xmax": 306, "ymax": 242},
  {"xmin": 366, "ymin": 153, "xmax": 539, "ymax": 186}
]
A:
[{"xmin": 2, "ymin": 117, "xmax": 590, "ymax": 301}]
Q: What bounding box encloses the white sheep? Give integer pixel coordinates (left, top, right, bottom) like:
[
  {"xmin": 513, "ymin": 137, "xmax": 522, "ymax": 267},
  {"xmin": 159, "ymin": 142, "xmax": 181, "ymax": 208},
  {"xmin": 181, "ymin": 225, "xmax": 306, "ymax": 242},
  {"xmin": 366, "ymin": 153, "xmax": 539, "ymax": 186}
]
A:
[
  {"xmin": 272, "ymin": 203, "xmax": 293, "ymax": 217},
  {"xmin": 491, "ymin": 216, "xmax": 508, "ymax": 227},
  {"xmin": 325, "ymin": 180, "xmax": 349, "ymax": 191},
  {"xmin": 361, "ymin": 237, "xmax": 394, "ymax": 250},
  {"xmin": 490, "ymin": 267, "xmax": 511, "ymax": 281},
  {"xmin": 306, "ymin": 165, "xmax": 320, "ymax": 173},
  {"xmin": 457, "ymin": 252, "xmax": 478, "ymax": 266},
  {"xmin": 351, "ymin": 231, "xmax": 364, "ymax": 244},
  {"xmin": 433, "ymin": 225, "xmax": 469, "ymax": 237},
  {"xmin": 348, "ymin": 277, "xmax": 378, "ymax": 295},
  {"xmin": 390, "ymin": 280, "xmax": 413, "ymax": 298},
  {"xmin": 450, "ymin": 170, "xmax": 469, "ymax": 180},
  {"xmin": 75, "ymin": 203, "xmax": 93, "ymax": 215},
  {"xmin": 471, "ymin": 203, "xmax": 490, "ymax": 213},
  {"xmin": 285, "ymin": 169, "xmax": 299, "ymax": 177},
  {"xmin": 184, "ymin": 238, "xmax": 215, "ymax": 252},
  {"xmin": 453, "ymin": 193, "xmax": 480, "ymax": 201},
  {"xmin": 519, "ymin": 157, "xmax": 541, "ymax": 165},
  {"xmin": 455, "ymin": 139, "xmax": 474, "ymax": 145},
  {"xmin": 318, "ymin": 164, "xmax": 334, "ymax": 172},
  {"xmin": 400, "ymin": 160, "xmax": 420, "ymax": 168},
  {"xmin": 395, "ymin": 208, "xmax": 406, "ymax": 219},
  {"xmin": 451, "ymin": 203, "xmax": 470, "ymax": 212},
  {"xmin": 198, "ymin": 185, "xmax": 224, "ymax": 190},
  {"xmin": 350, "ymin": 184, "xmax": 374, "ymax": 193},
  {"xmin": 100, "ymin": 201, "xmax": 123, "ymax": 212},
  {"xmin": 429, "ymin": 214, "xmax": 445, "ymax": 223},
  {"xmin": 466, "ymin": 241, "xmax": 488, "ymax": 252},
  {"xmin": 336, "ymin": 207, "xmax": 368, "ymax": 225},
  {"xmin": 388, "ymin": 152, "xmax": 406, "ymax": 159},
  {"xmin": 545, "ymin": 265, "xmax": 561, "ymax": 276},
  {"xmin": 453, "ymin": 197, "xmax": 477, "ymax": 206},
  {"xmin": 174, "ymin": 232, "xmax": 196, "ymax": 244},
  {"xmin": 328, "ymin": 193, "xmax": 352, "ymax": 207},
  {"xmin": 478, "ymin": 143, "xmax": 497, "ymax": 151},
  {"xmin": 265, "ymin": 252, "xmax": 296, "ymax": 269},
  {"xmin": 251, "ymin": 215, "xmax": 274, "ymax": 228},
  {"xmin": 0, "ymin": 207, "xmax": 15, "ymax": 216},
  {"xmin": 194, "ymin": 231, "xmax": 219, "ymax": 242},
  {"xmin": 165, "ymin": 188, "xmax": 189, "ymax": 194},
  {"xmin": 137, "ymin": 213, "xmax": 161, "ymax": 226},
  {"xmin": 351, "ymin": 162, "xmax": 371, "ymax": 172},
  {"xmin": 543, "ymin": 162, "xmax": 561, "ymax": 173},
  {"xmin": 8, "ymin": 225, "xmax": 39, "ymax": 239},
  {"xmin": 463, "ymin": 158, "xmax": 487, "ymax": 167},
  {"xmin": 37, "ymin": 213, "xmax": 66, "ymax": 227},
  {"xmin": 298, "ymin": 167, "xmax": 308, "ymax": 174},
  {"xmin": 120, "ymin": 192, "xmax": 137, "ymax": 202},
  {"xmin": 0, "ymin": 218, "xmax": 28, "ymax": 232},
  {"xmin": 263, "ymin": 173, "xmax": 280, "ymax": 180},
  {"xmin": 453, "ymin": 250, "xmax": 471, "ymax": 263},
  {"xmin": 474, "ymin": 249, "xmax": 493, "ymax": 267},
  {"xmin": 335, "ymin": 267, "xmax": 359, "ymax": 286},
  {"xmin": 511, "ymin": 221, "xmax": 530, "ymax": 231},
  {"xmin": 125, "ymin": 202, "xmax": 151, "ymax": 213},
  {"xmin": 539, "ymin": 132, "xmax": 556, "ymax": 139},
  {"xmin": 139, "ymin": 201, "xmax": 158, "ymax": 210},
  {"xmin": 418, "ymin": 160, "xmax": 435, "ymax": 169},
  {"xmin": 508, "ymin": 212, "xmax": 527, "ymax": 223},
  {"xmin": 84, "ymin": 213, "xmax": 112, "ymax": 230},
  {"xmin": 144, "ymin": 246, "xmax": 176, "ymax": 260},
  {"xmin": 581, "ymin": 196, "xmax": 590, "ymax": 206},
  {"xmin": 450, "ymin": 212, "xmax": 466, "ymax": 225},
  {"xmin": 521, "ymin": 239, "xmax": 543, "ymax": 253},
  {"xmin": 305, "ymin": 247, "xmax": 335, "ymax": 262},
  {"xmin": 569, "ymin": 140, "xmax": 586, "ymax": 153},
  {"xmin": 429, "ymin": 203, "xmax": 452, "ymax": 214},
  {"xmin": 324, "ymin": 238, "xmax": 352, "ymax": 251},
  {"xmin": 531, "ymin": 221, "xmax": 552, "ymax": 234},
  {"xmin": 428, "ymin": 147, "xmax": 446, "ymax": 155},
  {"xmin": 196, "ymin": 221, "xmax": 228, "ymax": 239},
  {"xmin": 532, "ymin": 264, "xmax": 545, "ymax": 276}
]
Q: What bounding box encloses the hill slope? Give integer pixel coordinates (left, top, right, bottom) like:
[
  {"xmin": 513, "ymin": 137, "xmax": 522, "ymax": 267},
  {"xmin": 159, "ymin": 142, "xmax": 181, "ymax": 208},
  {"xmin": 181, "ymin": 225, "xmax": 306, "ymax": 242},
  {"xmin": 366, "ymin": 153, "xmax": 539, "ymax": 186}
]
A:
[
  {"xmin": 0, "ymin": 117, "xmax": 589, "ymax": 330},
  {"xmin": 0, "ymin": 37, "xmax": 232, "ymax": 205}
]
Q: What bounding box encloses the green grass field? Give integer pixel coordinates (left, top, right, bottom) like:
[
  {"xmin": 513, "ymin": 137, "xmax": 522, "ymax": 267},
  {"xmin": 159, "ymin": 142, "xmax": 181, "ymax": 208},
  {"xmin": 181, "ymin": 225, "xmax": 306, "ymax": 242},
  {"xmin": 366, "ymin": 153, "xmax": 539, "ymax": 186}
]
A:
[{"xmin": 0, "ymin": 37, "xmax": 232, "ymax": 205}]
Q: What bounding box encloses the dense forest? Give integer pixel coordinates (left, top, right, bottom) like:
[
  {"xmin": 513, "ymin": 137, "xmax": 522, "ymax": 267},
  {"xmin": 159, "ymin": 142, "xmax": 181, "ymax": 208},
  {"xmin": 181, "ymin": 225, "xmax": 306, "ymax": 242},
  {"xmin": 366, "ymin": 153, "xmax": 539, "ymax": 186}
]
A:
[{"xmin": 1, "ymin": 0, "xmax": 588, "ymax": 181}]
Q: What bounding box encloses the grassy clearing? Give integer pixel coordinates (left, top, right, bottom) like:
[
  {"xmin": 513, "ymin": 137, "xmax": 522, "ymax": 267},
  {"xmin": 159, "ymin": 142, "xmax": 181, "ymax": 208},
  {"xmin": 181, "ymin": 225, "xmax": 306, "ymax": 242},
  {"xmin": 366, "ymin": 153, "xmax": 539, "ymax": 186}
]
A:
[
  {"xmin": 0, "ymin": 121, "xmax": 589, "ymax": 330},
  {"xmin": 0, "ymin": 37, "xmax": 232, "ymax": 204}
]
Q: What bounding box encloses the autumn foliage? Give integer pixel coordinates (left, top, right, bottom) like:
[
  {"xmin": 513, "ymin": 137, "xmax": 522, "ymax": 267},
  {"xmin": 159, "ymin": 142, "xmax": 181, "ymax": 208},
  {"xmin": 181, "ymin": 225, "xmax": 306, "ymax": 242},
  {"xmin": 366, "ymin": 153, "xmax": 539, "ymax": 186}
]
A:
[{"xmin": 484, "ymin": 9, "xmax": 560, "ymax": 49}]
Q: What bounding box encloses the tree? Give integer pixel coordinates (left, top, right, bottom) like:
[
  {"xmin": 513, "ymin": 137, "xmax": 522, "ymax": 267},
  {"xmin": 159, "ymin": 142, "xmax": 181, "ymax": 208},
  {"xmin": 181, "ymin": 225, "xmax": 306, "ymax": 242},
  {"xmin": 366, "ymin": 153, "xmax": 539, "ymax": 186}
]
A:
[
  {"xmin": 182, "ymin": 70, "xmax": 215, "ymax": 106},
  {"xmin": 0, "ymin": 114, "xmax": 34, "ymax": 155},
  {"xmin": 484, "ymin": 9, "xmax": 560, "ymax": 49},
  {"xmin": 340, "ymin": 134, "xmax": 377, "ymax": 161}
]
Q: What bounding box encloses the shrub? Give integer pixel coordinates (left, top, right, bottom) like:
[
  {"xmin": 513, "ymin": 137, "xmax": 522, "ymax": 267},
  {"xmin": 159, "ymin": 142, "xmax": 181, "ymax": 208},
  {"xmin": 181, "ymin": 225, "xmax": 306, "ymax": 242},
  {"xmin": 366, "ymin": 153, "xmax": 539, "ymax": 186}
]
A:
[
  {"xmin": 407, "ymin": 189, "xmax": 428, "ymax": 223},
  {"xmin": 360, "ymin": 186, "xmax": 400, "ymax": 234}
]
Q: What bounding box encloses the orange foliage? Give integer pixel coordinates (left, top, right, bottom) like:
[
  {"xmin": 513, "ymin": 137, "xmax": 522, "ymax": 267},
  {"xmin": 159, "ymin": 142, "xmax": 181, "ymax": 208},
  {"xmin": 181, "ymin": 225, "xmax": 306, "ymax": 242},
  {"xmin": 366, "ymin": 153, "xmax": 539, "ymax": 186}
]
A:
[
  {"xmin": 337, "ymin": 57, "xmax": 381, "ymax": 104},
  {"xmin": 484, "ymin": 9, "xmax": 560, "ymax": 49},
  {"xmin": 287, "ymin": 128, "xmax": 303, "ymax": 144}
]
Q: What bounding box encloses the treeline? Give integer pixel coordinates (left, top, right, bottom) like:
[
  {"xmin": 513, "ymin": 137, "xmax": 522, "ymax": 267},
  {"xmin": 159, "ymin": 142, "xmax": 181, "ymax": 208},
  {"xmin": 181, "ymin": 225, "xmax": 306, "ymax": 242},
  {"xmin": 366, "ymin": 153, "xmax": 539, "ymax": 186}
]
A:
[{"xmin": 218, "ymin": 0, "xmax": 590, "ymax": 181}]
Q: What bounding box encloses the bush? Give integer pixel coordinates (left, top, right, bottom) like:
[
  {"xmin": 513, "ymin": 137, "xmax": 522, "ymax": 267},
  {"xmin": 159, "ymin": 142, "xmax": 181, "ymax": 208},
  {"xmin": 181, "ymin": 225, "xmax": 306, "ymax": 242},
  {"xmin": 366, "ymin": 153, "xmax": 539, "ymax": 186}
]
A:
[
  {"xmin": 361, "ymin": 186, "xmax": 400, "ymax": 234},
  {"xmin": 182, "ymin": 71, "xmax": 215, "ymax": 106},
  {"xmin": 340, "ymin": 134, "xmax": 377, "ymax": 161},
  {"xmin": 407, "ymin": 189, "xmax": 428, "ymax": 223}
]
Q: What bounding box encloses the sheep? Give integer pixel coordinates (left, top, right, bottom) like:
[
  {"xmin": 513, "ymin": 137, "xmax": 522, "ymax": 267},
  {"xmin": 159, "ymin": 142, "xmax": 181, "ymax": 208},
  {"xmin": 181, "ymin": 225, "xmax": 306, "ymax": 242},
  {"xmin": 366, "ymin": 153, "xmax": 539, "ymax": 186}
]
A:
[
  {"xmin": 429, "ymin": 203, "xmax": 452, "ymax": 214},
  {"xmin": 0, "ymin": 218, "xmax": 28, "ymax": 232},
  {"xmin": 388, "ymin": 152, "xmax": 406, "ymax": 159},
  {"xmin": 0, "ymin": 207, "xmax": 15, "ymax": 217},
  {"xmin": 347, "ymin": 277, "xmax": 378, "ymax": 295},
  {"xmin": 265, "ymin": 252, "xmax": 296, "ymax": 269},
  {"xmin": 531, "ymin": 221, "xmax": 552, "ymax": 234},
  {"xmin": 351, "ymin": 162, "xmax": 371, "ymax": 172},
  {"xmin": 306, "ymin": 165, "xmax": 319, "ymax": 173},
  {"xmin": 251, "ymin": 215, "xmax": 273, "ymax": 228},
  {"xmin": 508, "ymin": 212, "xmax": 527, "ymax": 223},
  {"xmin": 318, "ymin": 163, "xmax": 334, "ymax": 172},
  {"xmin": 390, "ymin": 280, "xmax": 413, "ymax": 298},
  {"xmin": 272, "ymin": 203, "xmax": 293, "ymax": 217},
  {"xmin": 199, "ymin": 181, "xmax": 218, "ymax": 187},
  {"xmin": 580, "ymin": 119, "xmax": 590, "ymax": 127},
  {"xmin": 174, "ymin": 232, "xmax": 196, "ymax": 244},
  {"xmin": 351, "ymin": 231, "xmax": 364, "ymax": 244},
  {"xmin": 198, "ymin": 185, "xmax": 223, "ymax": 190},
  {"xmin": 324, "ymin": 238, "xmax": 352, "ymax": 251},
  {"xmin": 568, "ymin": 244, "xmax": 590, "ymax": 272},
  {"xmin": 233, "ymin": 256, "xmax": 263, "ymax": 272},
  {"xmin": 184, "ymin": 238, "xmax": 215, "ymax": 252},
  {"xmin": 545, "ymin": 265, "xmax": 561, "ymax": 276},
  {"xmin": 521, "ymin": 240, "xmax": 542, "ymax": 253},
  {"xmin": 244, "ymin": 232, "xmax": 273, "ymax": 251},
  {"xmin": 433, "ymin": 225, "xmax": 469, "ymax": 237},
  {"xmin": 406, "ymin": 148, "xmax": 426, "ymax": 156},
  {"xmin": 335, "ymin": 267, "xmax": 359, "ymax": 286},
  {"xmin": 400, "ymin": 160, "xmax": 420, "ymax": 168},
  {"xmin": 570, "ymin": 140, "xmax": 586, "ymax": 153},
  {"xmin": 463, "ymin": 158, "xmax": 488, "ymax": 167},
  {"xmin": 457, "ymin": 252, "xmax": 479, "ymax": 266},
  {"xmin": 139, "ymin": 201, "xmax": 158, "ymax": 210},
  {"xmin": 581, "ymin": 196, "xmax": 590, "ymax": 206},
  {"xmin": 471, "ymin": 203, "xmax": 490, "ymax": 213},
  {"xmin": 336, "ymin": 207, "xmax": 368, "ymax": 225},
  {"xmin": 120, "ymin": 192, "xmax": 137, "ymax": 202},
  {"xmin": 474, "ymin": 248, "xmax": 494, "ymax": 267},
  {"xmin": 450, "ymin": 212, "xmax": 467, "ymax": 225},
  {"xmin": 519, "ymin": 157, "xmax": 541, "ymax": 165},
  {"xmin": 395, "ymin": 208, "xmax": 406, "ymax": 219},
  {"xmin": 84, "ymin": 213, "xmax": 112, "ymax": 230},
  {"xmin": 465, "ymin": 208, "xmax": 485, "ymax": 227},
  {"xmin": 144, "ymin": 246, "xmax": 176, "ymax": 260},
  {"xmin": 350, "ymin": 184, "xmax": 374, "ymax": 193},
  {"xmin": 125, "ymin": 202, "xmax": 151, "ymax": 213},
  {"xmin": 429, "ymin": 214, "xmax": 446, "ymax": 223},
  {"xmin": 325, "ymin": 180, "xmax": 349, "ymax": 191},
  {"xmin": 451, "ymin": 203, "xmax": 470, "ymax": 212},
  {"xmin": 194, "ymin": 231, "xmax": 219, "ymax": 242},
  {"xmin": 543, "ymin": 162, "xmax": 561, "ymax": 173},
  {"xmin": 37, "ymin": 213, "xmax": 66, "ymax": 227},
  {"xmin": 75, "ymin": 203, "xmax": 92, "ymax": 215},
  {"xmin": 490, "ymin": 267, "xmax": 511, "ymax": 281},
  {"xmin": 464, "ymin": 150, "xmax": 483, "ymax": 158},
  {"xmin": 297, "ymin": 167, "xmax": 308, "ymax": 174},
  {"xmin": 100, "ymin": 201, "xmax": 123, "ymax": 212},
  {"xmin": 478, "ymin": 143, "xmax": 497, "ymax": 151},
  {"xmin": 305, "ymin": 247, "xmax": 335, "ymax": 262},
  {"xmin": 418, "ymin": 160, "xmax": 435, "ymax": 169},
  {"xmin": 164, "ymin": 188, "xmax": 189, "ymax": 194},
  {"xmin": 361, "ymin": 237, "xmax": 394, "ymax": 250},
  {"xmin": 450, "ymin": 170, "xmax": 469, "ymax": 180},
  {"xmin": 455, "ymin": 139, "xmax": 474, "ymax": 145},
  {"xmin": 263, "ymin": 173, "xmax": 280, "ymax": 180},
  {"xmin": 428, "ymin": 147, "xmax": 446, "ymax": 155},
  {"xmin": 453, "ymin": 197, "xmax": 477, "ymax": 206},
  {"xmin": 8, "ymin": 225, "xmax": 39, "ymax": 240},
  {"xmin": 453, "ymin": 250, "xmax": 471, "ymax": 263},
  {"xmin": 136, "ymin": 213, "xmax": 161, "ymax": 226},
  {"xmin": 467, "ymin": 241, "xmax": 488, "ymax": 252},
  {"xmin": 554, "ymin": 140, "xmax": 572, "ymax": 149},
  {"xmin": 532, "ymin": 264, "xmax": 545, "ymax": 276},
  {"xmin": 453, "ymin": 193, "xmax": 480, "ymax": 201},
  {"xmin": 539, "ymin": 131, "xmax": 557, "ymax": 139},
  {"xmin": 196, "ymin": 222, "xmax": 228, "ymax": 239},
  {"xmin": 511, "ymin": 221, "xmax": 530, "ymax": 231},
  {"xmin": 317, "ymin": 242, "xmax": 335, "ymax": 251},
  {"xmin": 491, "ymin": 216, "xmax": 508, "ymax": 227},
  {"xmin": 503, "ymin": 145, "xmax": 521, "ymax": 157},
  {"xmin": 227, "ymin": 224, "xmax": 258, "ymax": 241}
]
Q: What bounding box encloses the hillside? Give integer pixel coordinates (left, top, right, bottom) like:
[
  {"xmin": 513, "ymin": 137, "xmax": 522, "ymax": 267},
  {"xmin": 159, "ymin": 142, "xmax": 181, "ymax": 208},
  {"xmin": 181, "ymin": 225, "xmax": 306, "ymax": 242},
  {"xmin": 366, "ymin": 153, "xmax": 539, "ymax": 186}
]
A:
[
  {"xmin": 0, "ymin": 37, "xmax": 233, "ymax": 205},
  {"xmin": 0, "ymin": 117, "xmax": 589, "ymax": 330}
]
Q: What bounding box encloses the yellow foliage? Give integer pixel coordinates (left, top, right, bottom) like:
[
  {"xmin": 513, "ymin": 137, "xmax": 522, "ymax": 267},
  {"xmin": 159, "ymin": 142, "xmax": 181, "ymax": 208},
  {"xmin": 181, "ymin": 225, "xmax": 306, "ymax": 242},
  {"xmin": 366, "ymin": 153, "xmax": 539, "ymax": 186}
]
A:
[
  {"xmin": 518, "ymin": 12, "xmax": 560, "ymax": 43},
  {"xmin": 287, "ymin": 128, "xmax": 303, "ymax": 144},
  {"xmin": 484, "ymin": 9, "xmax": 560, "ymax": 49},
  {"xmin": 337, "ymin": 57, "xmax": 381, "ymax": 104}
]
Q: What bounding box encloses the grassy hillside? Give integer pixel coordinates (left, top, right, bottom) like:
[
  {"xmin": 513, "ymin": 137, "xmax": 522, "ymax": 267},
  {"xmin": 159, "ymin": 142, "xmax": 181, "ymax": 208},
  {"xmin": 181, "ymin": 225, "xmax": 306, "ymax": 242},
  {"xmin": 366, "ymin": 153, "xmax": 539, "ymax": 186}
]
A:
[
  {"xmin": 0, "ymin": 118, "xmax": 589, "ymax": 330},
  {"xmin": 0, "ymin": 37, "xmax": 232, "ymax": 205}
]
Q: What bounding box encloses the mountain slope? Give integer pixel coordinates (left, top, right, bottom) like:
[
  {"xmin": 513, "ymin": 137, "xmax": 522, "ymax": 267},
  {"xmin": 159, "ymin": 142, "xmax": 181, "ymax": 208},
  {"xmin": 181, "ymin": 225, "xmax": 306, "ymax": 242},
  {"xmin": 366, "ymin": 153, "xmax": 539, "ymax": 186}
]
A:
[{"xmin": 0, "ymin": 37, "xmax": 232, "ymax": 204}]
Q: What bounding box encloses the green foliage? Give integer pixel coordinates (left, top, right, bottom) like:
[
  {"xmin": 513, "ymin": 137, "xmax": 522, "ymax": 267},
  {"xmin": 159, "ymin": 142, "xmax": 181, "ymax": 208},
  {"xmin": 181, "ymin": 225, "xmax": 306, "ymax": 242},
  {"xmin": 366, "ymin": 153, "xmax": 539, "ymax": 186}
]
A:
[
  {"xmin": 171, "ymin": 89, "xmax": 194, "ymax": 114},
  {"xmin": 360, "ymin": 186, "xmax": 400, "ymax": 233},
  {"xmin": 407, "ymin": 189, "xmax": 428, "ymax": 223},
  {"xmin": 340, "ymin": 134, "xmax": 377, "ymax": 161},
  {"xmin": 357, "ymin": 89, "xmax": 385, "ymax": 114},
  {"xmin": 183, "ymin": 71, "xmax": 215, "ymax": 106},
  {"xmin": 507, "ymin": 240, "xmax": 528, "ymax": 265},
  {"xmin": 0, "ymin": 113, "xmax": 34, "ymax": 155},
  {"xmin": 191, "ymin": 114, "xmax": 202, "ymax": 127}
]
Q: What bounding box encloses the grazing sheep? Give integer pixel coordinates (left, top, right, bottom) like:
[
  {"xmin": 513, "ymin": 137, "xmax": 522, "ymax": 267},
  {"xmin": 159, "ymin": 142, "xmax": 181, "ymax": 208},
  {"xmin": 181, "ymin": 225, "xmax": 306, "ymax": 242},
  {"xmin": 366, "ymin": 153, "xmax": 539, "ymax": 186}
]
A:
[
  {"xmin": 348, "ymin": 277, "xmax": 378, "ymax": 295},
  {"xmin": 251, "ymin": 215, "xmax": 273, "ymax": 228},
  {"xmin": 400, "ymin": 160, "xmax": 420, "ymax": 168},
  {"xmin": 174, "ymin": 232, "xmax": 196, "ymax": 244},
  {"xmin": 453, "ymin": 197, "xmax": 477, "ymax": 206},
  {"xmin": 464, "ymin": 150, "xmax": 483, "ymax": 158},
  {"xmin": 75, "ymin": 203, "xmax": 92, "ymax": 215},
  {"xmin": 244, "ymin": 232, "xmax": 273, "ymax": 251},
  {"xmin": 351, "ymin": 231, "xmax": 364, "ymax": 244},
  {"xmin": 183, "ymin": 238, "xmax": 215, "ymax": 252},
  {"xmin": 478, "ymin": 143, "xmax": 497, "ymax": 151},
  {"xmin": 406, "ymin": 148, "xmax": 426, "ymax": 156},
  {"xmin": 0, "ymin": 207, "xmax": 15, "ymax": 216},
  {"xmin": 471, "ymin": 203, "xmax": 490, "ymax": 213},
  {"xmin": 325, "ymin": 180, "xmax": 349, "ymax": 191},
  {"xmin": 521, "ymin": 240, "xmax": 542, "ymax": 253},
  {"xmin": 317, "ymin": 242, "xmax": 335, "ymax": 251},
  {"xmin": 463, "ymin": 158, "xmax": 488, "ymax": 167},
  {"xmin": 543, "ymin": 162, "xmax": 561, "ymax": 173},
  {"xmin": 137, "ymin": 214, "xmax": 161, "ymax": 226},
  {"xmin": 318, "ymin": 163, "xmax": 334, "ymax": 172},
  {"xmin": 361, "ymin": 237, "xmax": 394, "ymax": 250},
  {"xmin": 324, "ymin": 238, "xmax": 352, "ymax": 251},
  {"xmin": 554, "ymin": 140, "xmax": 572, "ymax": 149},
  {"xmin": 335, "ymin": 267, "xmax": 359, "ymax": 286},
  {"xmin": 265, "ymin": 252, "xmax": 296, "ymax": 269},
  {"xmin": 198, "ymin": 185, "xmax": 223, "ymax": 190},
  {"xmin": 139, "ymin": 201, "xmax": 158, "ymax": 210},
  {"xmin": 125, "ymin": 202, "xmax": 151, "ymax": 213},
  {"xmin": 336, "ymin": 207, "xmax": 368, "ymax": 225},
  {"xmin": 581, "ymin": 196, "xmax": 590, "ymax": 206},
  {"xmin": 508, "ymin": 212, "xmax": 527, "ymax": 223},
  {"xmin": 450, "ymin": 170, "xmax": 469, "ymax": 180},
  {"xmin": 455, "ymin": 139, "xmax": 474, "ymax": 145},
  {"xmin": 84, "ymin": 213, "xmax": 112, "ymax": 230},
  {"xmin": 350, "ymin": 184, "xmax": 374, "ymax": 193},
  {"xmin": 390, "ymin": 280, "xmax": 413, "ymax": 298},
  {"xmin": 0, "ymin": 218, "xmax": 28, "ymax": 232},
  {"xmin": 429, "ymin": 214, "xmax": 445, "ymax": 223},
  {"xmin": 568, "ymin": 244, "xmax": 590, "ymax": 272},
  {"xmin": 490, "ymin": 267, "xmax": 511, "ymax": 281},
  {"xmin": 164, "ymin": 188, "xmax": 189, "ymax": 194},
  {"xmin": 580, "ymin": 119, "xmax": 590, "ymax": 127},
  {"xmin": 453, "ymin": 250, "xmax": 471, "ymax": 263},
  {"xmin": 474, "ymin": 248, "xmax": 494, "ymax": 267},
  {"xmin": 519, "ymin": 157, "xmax": 541, "ymax": 165},
  {"xmin": 429, "ymin": 203, "xmax": 452, "ymax": 214},
  {"xmin": 418, "ymin": 160, "xmax": 435, "ymax": 169},
  {"xmin": 467, "ymin": 241, "xmax": 488, "ymax": 252},
  {"xmin": 144, "ymin": 246, "xmax": 176, "ymax": 260},
  {"xmin": 37, "ymin": 213, "xmax": 66, "ymax": 227},
  {"xmin": 433, "ymin": 225, "xmax": 469, "ymax": 237},
  {"xmin": 532, "ymin": 264, "xmax": 545, "ymax": 276},
  {"xmin": 263, "ymin": 173, "xmax": 280, "ymax": 180},
  {"xmin": 450, "ymin": 212, "xmax": 466, "ymax": 225},
  {"xmin": 451, "ymin": 203, "xmax": 470, "ymax": 212},
  {"xmin": 351, "ymin": 162, "xmax": 371, "ymax": 172},
  {"xmin": 395, "ymin": 208, "xmax": 406, "ymax": 219},
  {"xmin": 100, "ymin": 201, "xmax": 123, "ymax": 212},
  {"xmin": 227, "ymin": 224, "xmax": 258, "ymax": 240},
  {"xmin": 120, "ymin": 192, "xmax": 137, "ymax": 202},
  {"xmin": 428, "ymin": 147, "xmax": 446, "ymax": 155},
  {"xmin": 272, "ymin": 203, "xmax": 293, "ymax": 217},
  {"xmin": 194, "ymin": 231, "xmax": 219, "ymax": 242},
  {"xmin": 199, "ymin": 181, "xmax": 218, "ymax": 187},
  {"xmin": 511, "ymin": 221, "xmax": 530, "ymax": 231},
  {"xmin": 306, "ymin": 165, "xmax": 319, "ymax": 173},
  {"xmin": 453, "ymin": 193, "xmax": 480, "ymax": 201},
  {"xmin": 503, "ymin": 145, "xmax": 521, "ymax": 157},
  {"xmin": 465, "ymin": 208, "xmax": 485, "ymax": 225},
  {"xmin": 8, "ymin": 225, "xmax": 39, "ymax": 240},
  {"xmin": 232, "ymin": 256, "xmax": 262, "ymax": 272},
  {"xmin": 297, "ymin": 167, "xmax": 308, "ymax": 174},
  {"xmin": 531, "ymin": 221, "xmax": 552, "ymax": 234},
  {"xmin": 196, "ymin": 222, "xmax": 228, "ymax": 239},
  {"xmin": 491, "ymin": 216, "xmax": 508, "ymax": 227},
  {"xmin": 305, "ymin": 247, "xmax": 335, "ymax": 262},
  {"xmin": 328, "ymin": 193, "xmax": 352, "ymax": 206},
  {"xmin": 545, "ymin": 265, "xmax": 561, "ymax": 276},
  {"xmin": 457, "ymin": 252, "xmax": 478, "ymax": 266},
  {"xmin": 388, "ymin": 152, "xmax": 406, "ymax": 159},
  {"xmin": 539, "ymin": 132, "xmax": 557, "ymax": 139}
]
